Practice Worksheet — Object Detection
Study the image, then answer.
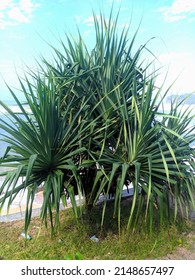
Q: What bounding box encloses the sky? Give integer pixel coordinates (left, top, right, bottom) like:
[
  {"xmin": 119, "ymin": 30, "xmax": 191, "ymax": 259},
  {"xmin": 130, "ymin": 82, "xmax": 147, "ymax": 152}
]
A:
[{"xmin": 0, "ymin": 0, "xmax": 195, "ymax": 102}]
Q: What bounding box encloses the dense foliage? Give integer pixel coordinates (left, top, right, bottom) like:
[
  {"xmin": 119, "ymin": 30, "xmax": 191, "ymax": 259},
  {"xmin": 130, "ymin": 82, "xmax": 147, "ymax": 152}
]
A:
[{"xmin": 0, "ymin": 11, "xmax": 195, "ymax": 234}]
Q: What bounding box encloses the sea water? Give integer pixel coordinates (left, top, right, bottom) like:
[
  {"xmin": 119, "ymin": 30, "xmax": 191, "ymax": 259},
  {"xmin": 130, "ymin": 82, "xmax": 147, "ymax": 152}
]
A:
[
  {"xmin": 0, "ymin": 99, "xmax": 29, "ymax": 157},
  {"xmin": 0, "ymin": 101, "xmax": 195, "ymax": 157},
  {"xmin": 0, "ymin": 100, "xmax": 14, "ymax": 157}
]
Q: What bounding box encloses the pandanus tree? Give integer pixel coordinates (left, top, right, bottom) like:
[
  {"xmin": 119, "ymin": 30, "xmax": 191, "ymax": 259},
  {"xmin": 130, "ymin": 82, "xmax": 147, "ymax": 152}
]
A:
[{"xmin": 0, "ymin": 10, "xmax": 195, "ymax": 235}]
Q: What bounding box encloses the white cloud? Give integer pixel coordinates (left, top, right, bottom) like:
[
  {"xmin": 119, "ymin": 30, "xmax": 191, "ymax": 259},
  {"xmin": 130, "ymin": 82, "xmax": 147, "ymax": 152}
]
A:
[
  {"xmin": 84, "ymin": 15, "xmax": 101, "ymax": 26},
  {"xmin": 0, "ymin": 0, "xmax": 13, "ymax": 11},
  {"xmin": 159, "ymin": 0, "xmax": 195, "ymax": 22},
  {"xmin": 20, "ymin": 0, "xmax": 38, "ymax": 13},
  {"xmin": 156, "ymin": 51, "xmax": 195, "ymax": 94},
  {"xmin": 118, "ymin": 23, "xmax": 130, "ymax": 29},
  {"xmin": 0, "ymin": 0, "xmax": 40, "ymax": 29},
  {"xmin": 83, "ymin": 14, "xmax": 114, "ymax": 28},
  {"xmin": 84, "ymin": 16, "xmax": 94, "ymax": 26},
  {"xmin": 8, "ymin": 7, "xmax": 29, "ymax": 23}
]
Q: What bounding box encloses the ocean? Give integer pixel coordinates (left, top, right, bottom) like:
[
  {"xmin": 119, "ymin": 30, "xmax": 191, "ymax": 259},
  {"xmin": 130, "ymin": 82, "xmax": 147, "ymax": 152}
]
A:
[
  {"xmin": 0, "ymin": 100, "xmax": 14, "ymax": 157},
  {"xmin": 0, "ymin": 99, "xmax": 29, "ymax": 157},
  {"xmin": 0, "ymin": 100, "xmax": 195, "ymax": 157}
]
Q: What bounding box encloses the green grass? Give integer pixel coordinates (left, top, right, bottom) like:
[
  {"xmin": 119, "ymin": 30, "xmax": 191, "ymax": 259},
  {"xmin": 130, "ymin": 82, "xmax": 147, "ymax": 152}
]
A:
[{"xmin": 0, "ymin": 200, "xmax": 193, "ymax": 260}]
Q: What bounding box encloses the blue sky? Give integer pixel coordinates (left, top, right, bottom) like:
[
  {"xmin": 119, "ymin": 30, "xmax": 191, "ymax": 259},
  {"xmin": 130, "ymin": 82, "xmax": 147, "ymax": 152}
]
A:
[{"xmin": 0, "ymin": 0, "xmax": 195, "ymax": 101}]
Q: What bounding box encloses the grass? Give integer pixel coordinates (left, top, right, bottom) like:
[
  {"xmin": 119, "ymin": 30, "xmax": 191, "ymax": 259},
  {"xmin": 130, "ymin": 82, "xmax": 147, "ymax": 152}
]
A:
[{"xmin": 0, "ymin": 199, "xmax": 193, "ymax": 260}]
